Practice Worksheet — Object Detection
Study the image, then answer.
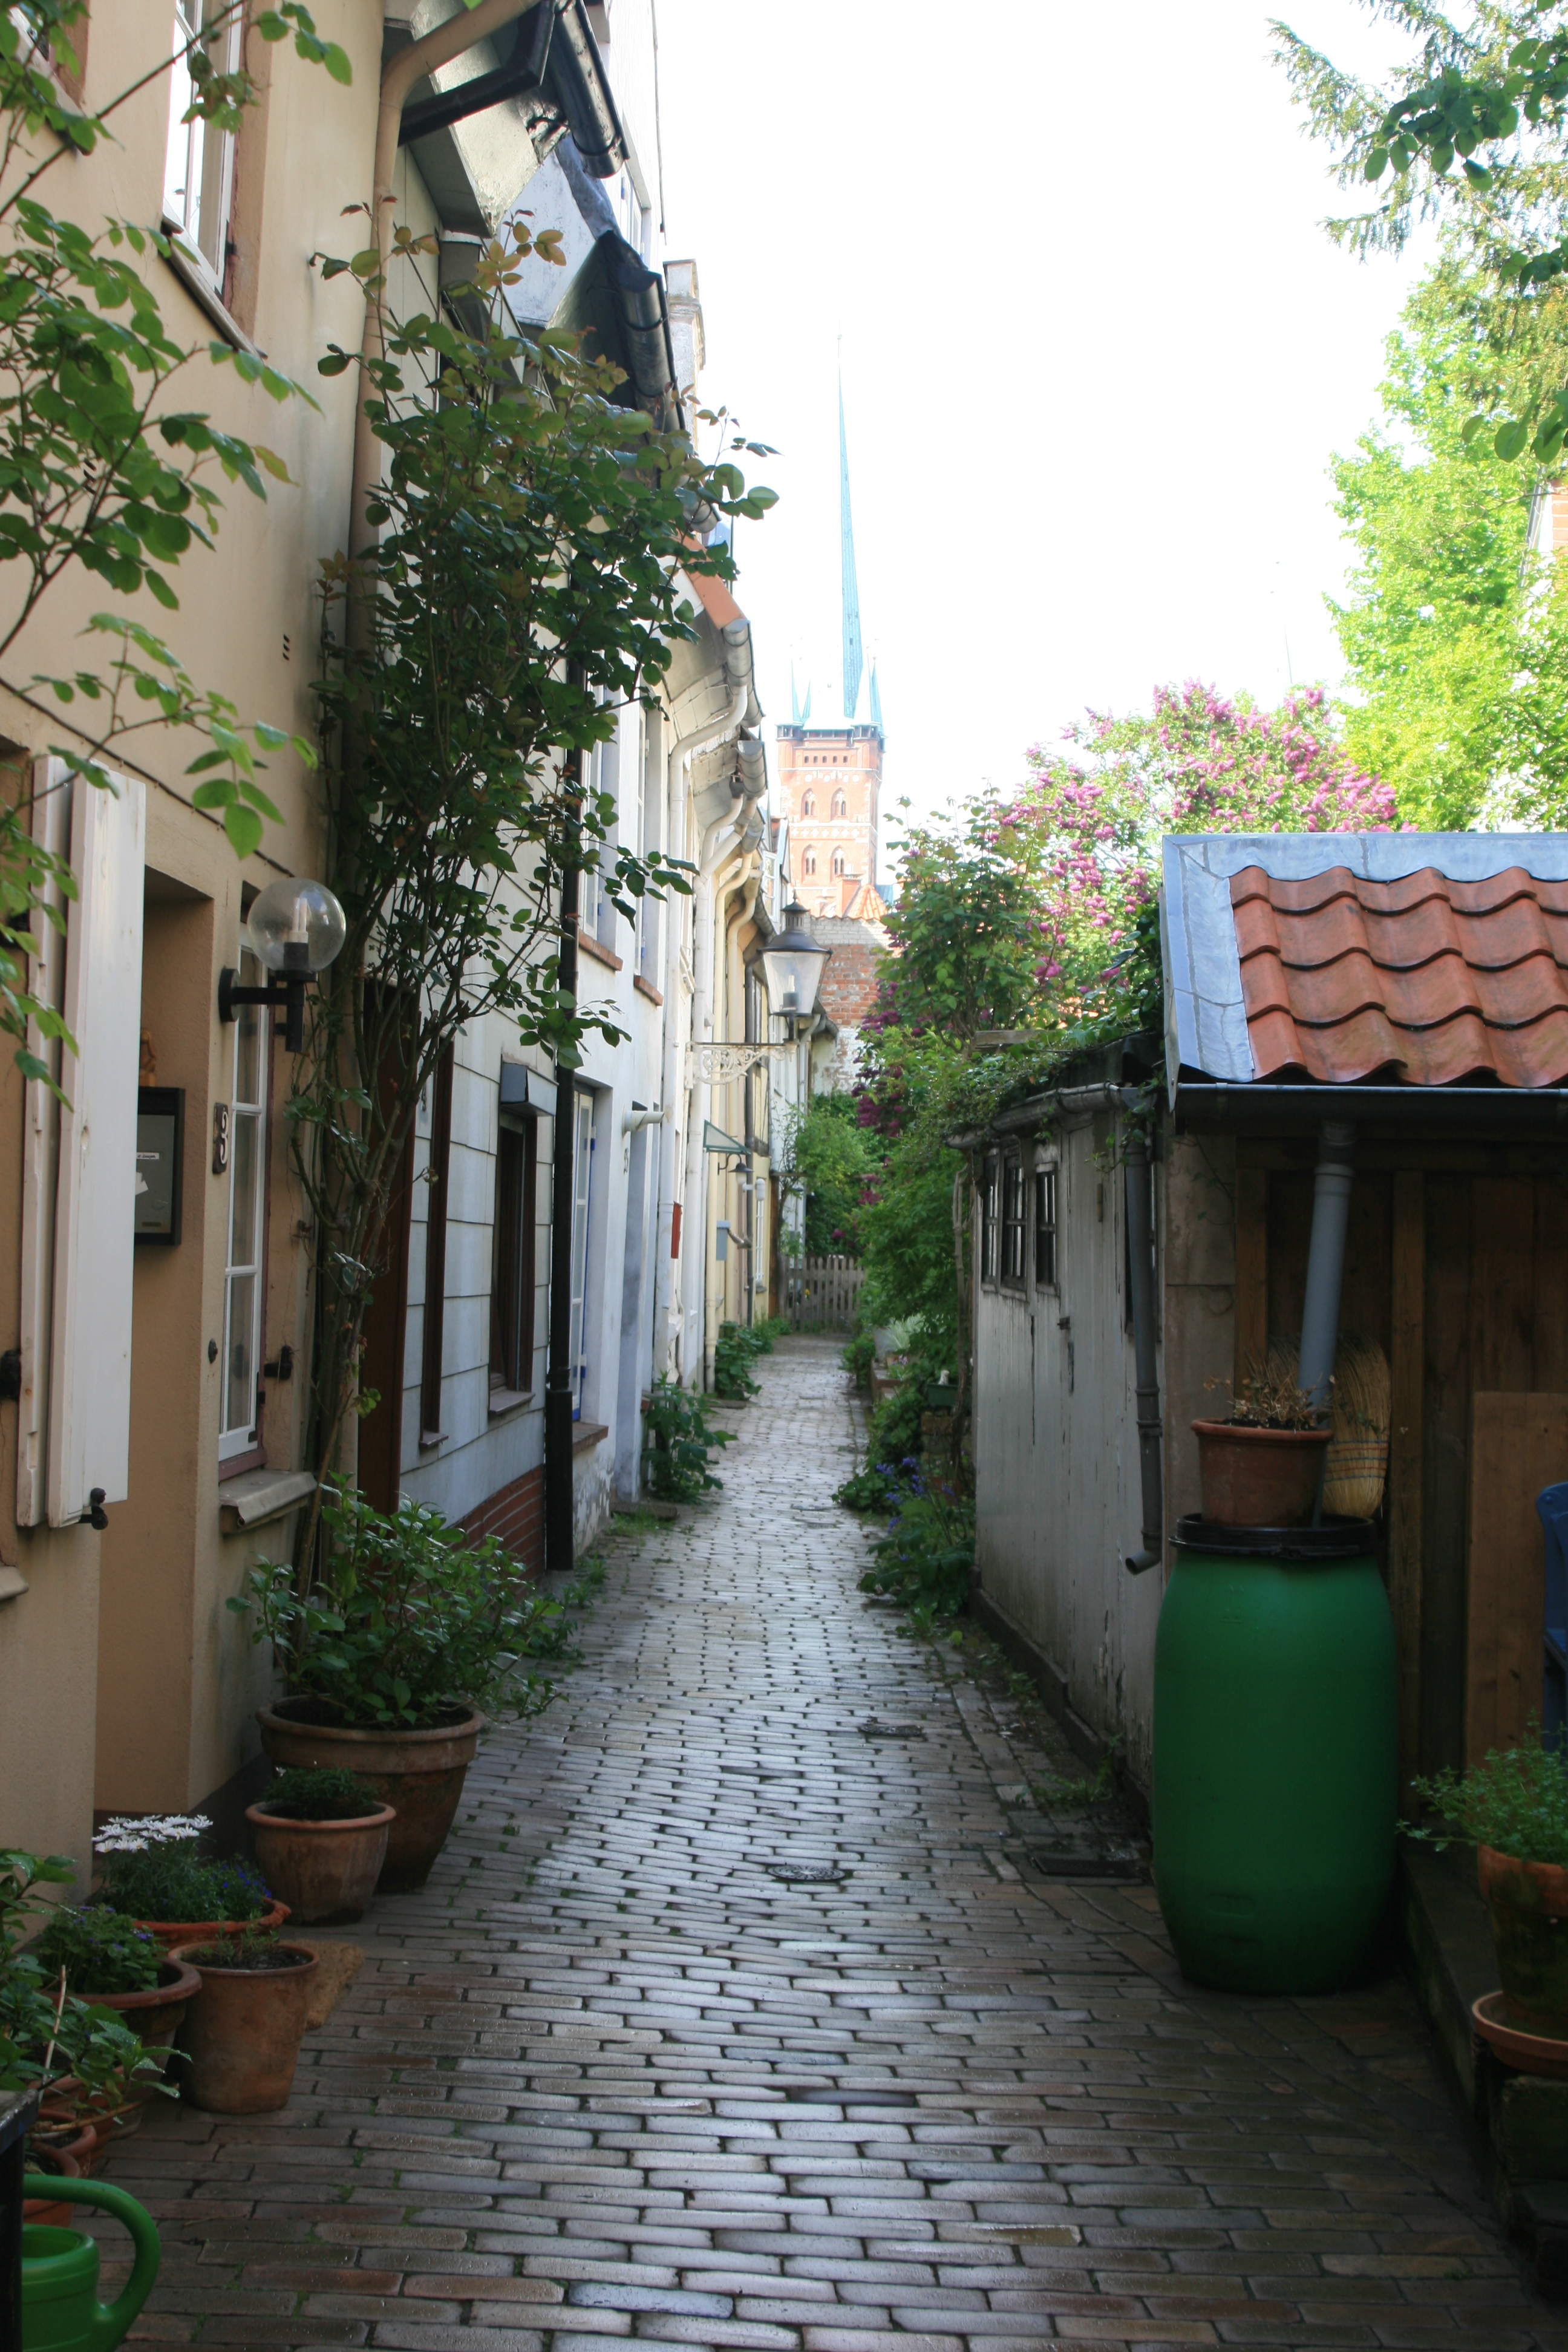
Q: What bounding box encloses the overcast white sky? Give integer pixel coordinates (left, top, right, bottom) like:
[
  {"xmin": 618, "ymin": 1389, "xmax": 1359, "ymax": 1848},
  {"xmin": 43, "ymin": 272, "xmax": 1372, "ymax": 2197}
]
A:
[{"xmin": 655, "ymin": 0, "xmax": 1426, "ymax": 867}]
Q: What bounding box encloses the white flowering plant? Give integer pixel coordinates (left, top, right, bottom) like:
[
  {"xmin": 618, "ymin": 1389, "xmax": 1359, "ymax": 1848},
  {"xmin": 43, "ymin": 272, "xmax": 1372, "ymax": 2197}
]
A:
[{"xmin": 91, "ymin": 1815, "xmax": 211, "ymax": 1857}]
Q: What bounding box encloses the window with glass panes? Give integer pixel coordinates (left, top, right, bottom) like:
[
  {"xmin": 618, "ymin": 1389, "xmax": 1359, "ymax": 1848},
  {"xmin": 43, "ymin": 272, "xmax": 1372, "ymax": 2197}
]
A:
[
  {"xmin": 1001, "ymin": 1152, "xmax": 1026, "ymax": 1284},
  {"xmin": 164, "ymin": 2, "xmax": 242, "ymax": 293},
  {"xmin": 489, "ymin": 1107, "xmax": 537, "ymax": 1397},
  {"xmin": 1034, "ymin": 1165, "xmax": 1057, "ymax": 1290},
  {"xmin": 220, "ymin": 947, "xmax": 268, "ymax": 1462}
]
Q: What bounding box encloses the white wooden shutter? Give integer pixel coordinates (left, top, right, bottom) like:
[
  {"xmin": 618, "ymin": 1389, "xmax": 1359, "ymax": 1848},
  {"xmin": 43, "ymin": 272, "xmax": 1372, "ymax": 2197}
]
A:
[
  {"xmin": 17, "ymin": 757, "xmax": 71, "ymax": 1526},
  {"xmin": 45, "ymin": 762, "xmax": 146, "ymax": 1526}
]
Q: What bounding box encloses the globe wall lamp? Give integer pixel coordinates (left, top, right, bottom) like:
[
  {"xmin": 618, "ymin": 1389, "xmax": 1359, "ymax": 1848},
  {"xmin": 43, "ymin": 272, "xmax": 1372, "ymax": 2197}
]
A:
[{"xmin": 218, "ymin": 875, "xmax": 348, "ymax": 1053}]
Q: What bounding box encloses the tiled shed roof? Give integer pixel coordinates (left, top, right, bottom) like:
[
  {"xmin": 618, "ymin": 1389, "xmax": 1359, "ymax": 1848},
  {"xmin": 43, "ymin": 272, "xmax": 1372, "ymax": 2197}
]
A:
[
  {"xmin": 1233, "ymin": 864, "xmax": 1568, "ymax": 1088},
  {"xmin": 1161, "ymin": 832, "xmax": 1568, "ymax": 1096}
]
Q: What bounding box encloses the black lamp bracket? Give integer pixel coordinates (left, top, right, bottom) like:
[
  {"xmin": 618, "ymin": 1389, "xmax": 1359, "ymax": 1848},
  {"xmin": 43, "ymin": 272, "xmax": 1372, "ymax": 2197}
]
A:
[{"xmin": 218, "ymin": 964, "xmax": 309, "ymax": 1054}]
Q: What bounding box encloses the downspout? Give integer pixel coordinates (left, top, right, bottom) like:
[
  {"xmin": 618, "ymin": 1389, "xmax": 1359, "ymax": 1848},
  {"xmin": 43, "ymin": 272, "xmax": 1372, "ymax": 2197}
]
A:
[
  {"xmin": 1123, "ymin": 1128, "xmax": 1163, "ymax": 1575},
  {"xmin": 650, "ymin": 676, "xmax": 749, "ymax": 1385},
  {"xmin": 1298, "ymin": 1120, "xmax": 1356, "ymax": 1526},
  {"xmin": 683, "ymin": 822, "xmax": 746, "ymax": 1386},
  {"xmin": 351, "ymin": 0, "xmax": 546, "ymax": 567},
  {"xmin": 544, "ymin": 705, "xmax": 583, "ymax": 1574}
]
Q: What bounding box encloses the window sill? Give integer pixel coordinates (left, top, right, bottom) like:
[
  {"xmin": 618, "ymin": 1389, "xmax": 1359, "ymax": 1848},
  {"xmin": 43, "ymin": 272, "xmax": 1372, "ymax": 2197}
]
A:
[
  {"xmin": 572, "ymin": 1420, "xmax": 610, "ymax": 1455},
  {"xmin": 488, "ymin": 1388, "xmax": 535, "ymax": 1419},
  {"xmin": 0, "ymin": 1565, "xmax": 28, "ymax": 1605},
  {"xmin": 419, "ymin": 1428, "xmax": 448, "ymax": 1451},
  {"xmin": 633, "ymin": 973, "xmax": 663, "ymax": 1005},
  {"xmin": 578, "ymin": 932, "xmax": 622, "ymax": 973},
  {"xmin": 218, "ymin": 1466, "xmax": 316, "ymax": 1535},
  {"xmin": 160, "ymin": 233, "xmax": 263, "ymax": 358}
]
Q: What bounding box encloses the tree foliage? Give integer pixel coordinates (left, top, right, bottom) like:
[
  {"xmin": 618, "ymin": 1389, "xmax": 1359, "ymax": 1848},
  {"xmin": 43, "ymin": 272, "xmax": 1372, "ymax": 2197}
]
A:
[
  {"xmin": 0, "ymin": 0, "xmax": 345, "ymax": 1083},
  {"xmin": 1274, "ymin": 1, "xmax": 1568, "ymax": 460},
  {"xmin": 780, "ymin": 1092, "xmax": 880, "ymax": 1255},
  {"xmin": 293, "ymin": 224, "xmax": 774, "ymax": 1551},
  {"xmin": 1328, "ymin": 257, "xmax": 1568, "ymax": 825}
]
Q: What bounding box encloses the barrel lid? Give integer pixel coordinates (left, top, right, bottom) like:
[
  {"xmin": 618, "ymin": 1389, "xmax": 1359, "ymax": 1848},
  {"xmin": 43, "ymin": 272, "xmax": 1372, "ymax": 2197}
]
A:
[{"xmin": 1173, "ymin": 1511, "xmax": 1374, "ymax": 1561}]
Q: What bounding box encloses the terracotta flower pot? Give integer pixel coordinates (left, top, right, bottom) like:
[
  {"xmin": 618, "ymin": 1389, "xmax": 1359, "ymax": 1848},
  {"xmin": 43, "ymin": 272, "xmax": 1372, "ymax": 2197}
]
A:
[
  {"xmin": 134, "ymin": 1898, "xmax": 289, "ymax": 1952},
  {"xmin": 170, "ymin": 1939, "xmax": 319, "ymax": 2113},
  {"xmin": 22, "ymin": 2144, "xmax": 87, "ymax": 2227},
  {"xmin": 72, "ymin": 1955, "xmax": 201, "ymax": 2054},
  {"xmin": 1478, "ymin": 1843, "xmax": 1568, "ymax": 2033},
  {"xmin": 256, "ymin": 1702, "xmax": 483, "ymax": 1893},
  {"xmin": 244, "ymin": 1801, "xmax": 396, "ymax": 1924},
  {"xmin": 1191, "ymin": 1419, "xmax": 1332, "ymax": 1529}
]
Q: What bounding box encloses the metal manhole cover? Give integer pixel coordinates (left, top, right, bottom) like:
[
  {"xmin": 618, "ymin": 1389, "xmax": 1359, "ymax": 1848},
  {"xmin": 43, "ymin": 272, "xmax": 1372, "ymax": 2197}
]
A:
[
  {"xmin": 860, "ymin": 1718, "xmax": 925, "ymax": 1740},
  {"xmin": 1027, "ymin": 1846, "xmax": 1147, "ymax": 1881},
  {"xmin": 762, "ymin": 1860, "xmax": 850, "ymax": 1885}
]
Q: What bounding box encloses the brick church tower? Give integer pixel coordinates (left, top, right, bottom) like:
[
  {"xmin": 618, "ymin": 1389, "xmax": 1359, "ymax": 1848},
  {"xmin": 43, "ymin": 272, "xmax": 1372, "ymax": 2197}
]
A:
[{"xmin": 775, "ymin": 385, "xmax": 886, "ymax": 926}]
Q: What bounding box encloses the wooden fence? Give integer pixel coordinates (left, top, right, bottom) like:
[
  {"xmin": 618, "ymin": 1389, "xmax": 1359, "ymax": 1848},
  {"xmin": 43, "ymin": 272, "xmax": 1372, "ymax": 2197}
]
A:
[{"xmin": 781, "ymin": 1255, "xmax": 864, "ymax": 1333}]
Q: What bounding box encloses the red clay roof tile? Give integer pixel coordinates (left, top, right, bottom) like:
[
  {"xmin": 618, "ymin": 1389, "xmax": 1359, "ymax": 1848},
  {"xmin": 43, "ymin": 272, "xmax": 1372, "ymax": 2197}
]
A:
[{"xmin": 1230, "ymin": 864, "xmax": 1568, "ymax": 1088}]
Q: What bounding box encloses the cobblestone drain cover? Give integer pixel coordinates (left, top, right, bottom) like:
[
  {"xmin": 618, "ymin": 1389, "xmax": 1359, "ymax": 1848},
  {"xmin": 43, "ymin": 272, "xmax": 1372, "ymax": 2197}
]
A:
[
  {"xmin": 858, "ymin": 1717, "xmax": 926, "ymax": 1739},
  {"xmin": 762, "ymin": 1860, "xmax": 851, "ymax": 1884},
  {"xmin": 1026, "ymin": 1843, "xmax": 1149, "ymax": 1881}
]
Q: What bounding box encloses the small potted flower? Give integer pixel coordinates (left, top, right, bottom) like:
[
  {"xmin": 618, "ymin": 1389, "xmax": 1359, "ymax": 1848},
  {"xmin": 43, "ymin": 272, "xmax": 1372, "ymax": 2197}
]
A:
[
  {"xmin": 1193, "ymin": 1359, "xmax": 1331, "ymax": 1527},
  {"xmin": 1408, "ymin": 1727, "xmax": 1568, "ymax": 2046},
  {"xmin": 168, "ymin": 1931, "xmax": 319, "ymax": 2113},
  {"xmin": 91, "ymin": 1816, "xmax": 286, "ymax": 1947},
  {"xmin": 244, "ymin": 1768, "xmax": 396, "ymax": 1924},
  {"xmin": 30, "ymin": 1904, "xmax": 200, "ymax": 2058},
  {"xmin": 232, "ymin": 1487, "xmax": 573, "ymax": 1892}
]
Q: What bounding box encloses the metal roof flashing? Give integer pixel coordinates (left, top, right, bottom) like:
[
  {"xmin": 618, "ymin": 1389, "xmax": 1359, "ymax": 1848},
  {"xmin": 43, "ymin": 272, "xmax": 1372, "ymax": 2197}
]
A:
[{"xmin": 1163, "ymin": 831, "xmax": 1568, "ymax": 1117}]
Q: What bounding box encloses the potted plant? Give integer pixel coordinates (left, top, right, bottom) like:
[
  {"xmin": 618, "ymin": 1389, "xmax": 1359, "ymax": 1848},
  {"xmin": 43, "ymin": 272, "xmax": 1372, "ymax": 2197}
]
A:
[
  {"xmin": 1, "ymin": 1849, "xmax": 177, "ymax": 2176},
  {"xmin": 244, "ymin": 1768, "xmax": 396, "ymax": 1924},
  {"xmin": 1194, "ymin": 1360, "xmax": 1331, "ymax": 1527},
  {"xmin": 30, "ymin": 1906, "xmax": 200, "ymax": 2061},
  {"xmin": 168, "ymin": 1933, "xmax": 319, "ymax": 2113},
  {"xmin": 90, "ymin": 1816, "xmax": 286, "ymax": 1947},
  {"xmin": 1409, "ymin": 1730, "xmax": 1568, "ymax": 2036},
  {"xmin": 231, "ymin": 1487, "xmax": 575, "ymax": 1892}
]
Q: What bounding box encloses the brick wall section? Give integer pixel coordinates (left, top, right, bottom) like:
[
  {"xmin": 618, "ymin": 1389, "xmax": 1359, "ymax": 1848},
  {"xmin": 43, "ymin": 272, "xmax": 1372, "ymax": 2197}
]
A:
[
  {"xmin": 817, "ymin": 931, "xmax": 882, "ymax": 1031},
  {"xmin": 462, "ymin": 1463, "xmax": 544, "ymax": 1576}
]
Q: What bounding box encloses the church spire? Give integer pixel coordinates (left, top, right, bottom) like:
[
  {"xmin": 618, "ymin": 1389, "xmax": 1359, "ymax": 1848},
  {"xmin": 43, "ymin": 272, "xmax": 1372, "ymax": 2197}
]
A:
[{"xmin": 839, "ymin": 377, "xmax": 863, "ymax": 722}]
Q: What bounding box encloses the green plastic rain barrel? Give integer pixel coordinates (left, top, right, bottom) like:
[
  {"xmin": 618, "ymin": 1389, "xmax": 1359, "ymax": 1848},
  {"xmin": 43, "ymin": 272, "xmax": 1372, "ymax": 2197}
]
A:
[{"xmin": 1152, "ymin": 1514, "xmax": 1396, "ymax": 1995}]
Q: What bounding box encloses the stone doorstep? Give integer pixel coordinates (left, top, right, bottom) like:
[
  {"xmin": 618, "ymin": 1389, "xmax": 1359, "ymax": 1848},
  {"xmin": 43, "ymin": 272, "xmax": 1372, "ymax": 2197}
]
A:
[{"xmin": 1400, "ymin": 1838, "xmax": 1568, "ymax": 2292}]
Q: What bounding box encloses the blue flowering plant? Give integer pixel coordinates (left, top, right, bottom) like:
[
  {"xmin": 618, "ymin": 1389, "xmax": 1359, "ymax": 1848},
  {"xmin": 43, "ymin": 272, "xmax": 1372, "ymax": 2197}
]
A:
[{"xmin": 858, "ymin": 1462, "xmax": 975, "ymax": 1619}]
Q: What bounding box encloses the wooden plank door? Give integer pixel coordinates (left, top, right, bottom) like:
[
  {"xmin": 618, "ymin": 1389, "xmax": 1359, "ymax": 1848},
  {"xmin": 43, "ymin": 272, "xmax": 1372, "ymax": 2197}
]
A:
[{"xmin": 1466, "ymin": 1392, "xmax": 1568, "ymax": 1763}]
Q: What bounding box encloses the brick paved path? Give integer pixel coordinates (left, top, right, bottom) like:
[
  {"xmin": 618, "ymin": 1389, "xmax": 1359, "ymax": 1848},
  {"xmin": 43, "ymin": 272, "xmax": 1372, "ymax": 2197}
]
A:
[{"xmin": 106, "ymin": 1336, "xmax": 1563, "ymax": 2350}]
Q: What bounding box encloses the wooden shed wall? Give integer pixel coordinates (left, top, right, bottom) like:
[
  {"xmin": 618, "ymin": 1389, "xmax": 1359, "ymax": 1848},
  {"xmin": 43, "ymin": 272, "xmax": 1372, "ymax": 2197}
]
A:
[{"xmin": 1233, "ymin": 1135, "xmax": 1568, "ymax": 1790}]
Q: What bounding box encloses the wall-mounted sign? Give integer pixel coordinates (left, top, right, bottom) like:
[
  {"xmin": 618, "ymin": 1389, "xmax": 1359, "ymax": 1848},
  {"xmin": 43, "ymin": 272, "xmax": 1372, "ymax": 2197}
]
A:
[
  {"xmin": 212, "ymin": 1100, "xmax": 229, "ymax": 1175},
  {"xmin": 135, "ymin": 1087, "xmax": 184, "ymax": 1246}
]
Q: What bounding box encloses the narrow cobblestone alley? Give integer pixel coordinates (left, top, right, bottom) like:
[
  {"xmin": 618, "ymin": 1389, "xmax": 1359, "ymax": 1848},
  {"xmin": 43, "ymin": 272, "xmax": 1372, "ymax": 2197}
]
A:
[{"xmin": 105, "ymin": 1338, "xmax": 1564, "ymax": 2351}]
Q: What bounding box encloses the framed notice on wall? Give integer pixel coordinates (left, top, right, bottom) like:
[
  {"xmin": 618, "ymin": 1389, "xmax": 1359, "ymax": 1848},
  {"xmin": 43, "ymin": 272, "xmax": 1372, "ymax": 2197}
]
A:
[{"xmin": 135, "ymin": 1086, "xmax": 183, "ymax": 1245}]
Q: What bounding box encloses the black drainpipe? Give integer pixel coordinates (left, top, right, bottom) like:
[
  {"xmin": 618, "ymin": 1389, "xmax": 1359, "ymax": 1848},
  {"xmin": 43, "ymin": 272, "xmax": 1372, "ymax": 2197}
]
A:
[
  {"xmin": 544, "ymin": 722, "xmax": 582, "ymax": 1575},
  {"xmin": 1123, "ymin": 1125, "xmax": 1163, "ymax": 1575}
]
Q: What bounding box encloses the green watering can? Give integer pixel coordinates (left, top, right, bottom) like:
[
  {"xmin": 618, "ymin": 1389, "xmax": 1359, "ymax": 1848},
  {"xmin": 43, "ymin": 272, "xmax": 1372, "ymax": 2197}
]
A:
[{"xmin": 19, "ymin": 2175, "xmax": 160, "ymax": 2351}]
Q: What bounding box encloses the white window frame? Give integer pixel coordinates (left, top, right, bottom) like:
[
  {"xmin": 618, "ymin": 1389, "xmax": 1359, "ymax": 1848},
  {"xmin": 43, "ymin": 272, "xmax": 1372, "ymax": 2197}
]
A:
[
  {"xmin": 218, "ymin": 943, "xmax": 269, "ymax": 1463},
  {"xmin": 163, "ymin": 1, "xmax": 241, "ymax": 296},
  {"xmin": 567, "ymin": 1090, "xmax": 596, "ymax": 1417}
]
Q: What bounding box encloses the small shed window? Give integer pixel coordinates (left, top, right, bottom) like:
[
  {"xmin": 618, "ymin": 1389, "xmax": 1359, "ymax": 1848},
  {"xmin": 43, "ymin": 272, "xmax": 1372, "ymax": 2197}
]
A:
[
  {"xmin": 980, "ymin": 1151, "xmax": 999, "ymax": 1283},
  {"xmin": 1001, "ymin": 1153, "xmax": 1026, "ymax": 1284},
  {"xmin": 1034, "ymin": 1166, "xmax": 1057, "ymax": 1290}
]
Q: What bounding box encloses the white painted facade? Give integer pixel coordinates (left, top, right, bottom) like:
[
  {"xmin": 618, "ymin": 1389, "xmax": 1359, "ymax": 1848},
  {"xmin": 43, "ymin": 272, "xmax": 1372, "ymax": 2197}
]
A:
[{"xmin": 971, "ymin": 1110, "xmax": 1236, "ymax": 1794}]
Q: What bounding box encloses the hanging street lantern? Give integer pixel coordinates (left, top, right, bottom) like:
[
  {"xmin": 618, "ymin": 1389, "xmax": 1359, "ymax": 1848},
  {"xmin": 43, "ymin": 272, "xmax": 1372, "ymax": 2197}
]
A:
[{"xmin": 759, "ymin": 898, "xmax": 831, "ymax": 1036}]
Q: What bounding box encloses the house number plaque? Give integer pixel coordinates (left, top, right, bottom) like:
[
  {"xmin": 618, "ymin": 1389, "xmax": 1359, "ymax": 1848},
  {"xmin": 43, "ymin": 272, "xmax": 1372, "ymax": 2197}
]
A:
[{"xmin": 212, "ymin": 1101, "xmax": 230, "ymax": 1174}]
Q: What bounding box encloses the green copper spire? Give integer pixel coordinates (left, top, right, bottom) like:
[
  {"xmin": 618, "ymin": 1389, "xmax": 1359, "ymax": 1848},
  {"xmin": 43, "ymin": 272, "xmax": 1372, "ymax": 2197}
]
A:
[{"xmin": 839, "ymin": 380, "xmax": 863, "ymax": 722}]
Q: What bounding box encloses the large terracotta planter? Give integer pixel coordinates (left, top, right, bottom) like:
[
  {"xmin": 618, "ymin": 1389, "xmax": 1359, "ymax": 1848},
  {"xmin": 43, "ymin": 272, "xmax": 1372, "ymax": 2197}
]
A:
[
  {"xmin": 73, "ymin": 1956, "xmax": 201, "ymax": 2051},
  {"xmin": 1478, "ymin": 1843, "xmax": 1568, "ymax": 2033},
  {"xmin": 1191, "ymin": 1419, "xmax": 1331, "ymax": 1529},
  {"xmin": 170, "ymin": 1939, "xmax": 319, "ymax": 2113},
  {"xmin": 257, "ymin": 1702, "xmax": 483, "ymax": 1893},
  {"xmin": 134, "ymin": 1899, "xmax": 289, "ymax": 1952},
  {"xmin": 245, "ymin": 1800, "xmax": 396, "ymax": 1924}
]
